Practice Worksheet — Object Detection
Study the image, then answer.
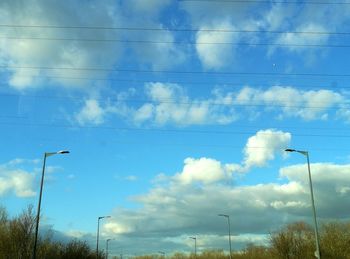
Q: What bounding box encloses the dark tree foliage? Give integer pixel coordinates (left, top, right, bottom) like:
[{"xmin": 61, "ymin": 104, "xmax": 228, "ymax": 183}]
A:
[
  {"xmin": 270, "ymin": 221, "xmax": 315, "ymax": 259},
  {"xmin": 1, "ymin": 205, "xmax": 350, "ymax": 259},
  {"xmin": 0, "ymin": 205, "xmax": 102, "ymax": 259}
]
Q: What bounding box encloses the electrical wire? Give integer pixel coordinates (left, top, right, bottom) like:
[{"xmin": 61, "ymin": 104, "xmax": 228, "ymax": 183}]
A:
[
  {"xmin": 1, "ymin": 24, "xmax": 350, "ymax": 35},
  {"xmin": 1, "ymin": 121, "xmax": 350, "ymax": 138},
  {"xmin": 0, "ymin": 92, "xmax": 349, "ymax": 109},
  {"xmin": 0, "ymin": 76, "xmax": 346, "ymax": 91},
  {"xmin": 179, "ymin": 0, "xmax": 350, "ymax": 4},
  {"xmin": 2, "ymin": 65, "xmax": 350, "ymax": 77},
  {"xmin": 2, "ymin": 36, "xmax": 350, "ymax": 48}
]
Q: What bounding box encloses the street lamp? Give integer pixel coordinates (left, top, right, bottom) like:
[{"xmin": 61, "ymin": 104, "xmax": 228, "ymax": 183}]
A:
[
  {"xmin": 285, "ymin": 149, "xmax": 321, "ymax": 259},
  {"xmin": 189, "ymin": 236, "xmax": 197, "ymax": 257},
  {"xmin": 218, "ymin": 214, "xmax": 232, "ymax": 259},
  {"xmin": 32, "ymin": 150, "xmax": 69, "ymax": 259},
  {"xmin": 97, "ymin": 216, "xmax": 111, "ymax": 258},
  {"xmin": 106, "ymin": 238, "xmax": 115, "ymax": 259}
]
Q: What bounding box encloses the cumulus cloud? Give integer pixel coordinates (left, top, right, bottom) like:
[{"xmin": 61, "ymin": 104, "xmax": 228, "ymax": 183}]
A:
[
  {"xmin": 0, "ymin": 0, "xmax": 124, "ymax": 90},
  {"xmin": 235, "ymin": 86, "xmax": 344, "ymax": 121},
  {"xmin": 103, "ymin": 130, "xmax": 294, "ymax": 239},
  {"xmin": 195, "ymin": 21, "xmax": 239, "ymax": 70},
  {"xmin": 273, "ymin": 23, "xmax": 329, "ymax": 54},
  {"xmin": 75, "ymin": 99, "xmax": 106, "ymax": 125},
  {"xmin": 117, "ymin": 82, "xmax": 237, "ymax": 126},
  {"xmin": 0, "ymin": 165, "xmax": 36, "ymax": 197},
  {"xmin": 109, "ymin": 84, "xmax": 349, "ymax": 127},
  {"xmin": 0, "ymin": 0, "xmax": 186, "ymax": 90},
  {"xmin": 242, "ymin": 129, "xmax": 291, "ymax": 170},
  {"xmin": 173, "ymin": 157, "xmax": 237, "ymax": 185},
  {"xmin": 52, "ymin": 128, "xmax": 341, "ymax": 254},
  {"xmin": 103, "ymin": 160, "xmax": 350, "ymax": 253}
]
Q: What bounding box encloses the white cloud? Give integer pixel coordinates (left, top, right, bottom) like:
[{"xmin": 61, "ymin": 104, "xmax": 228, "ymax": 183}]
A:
[
  {"xmin": 0, "ymin": 0, "xmax": 185, "ymax": 90},
  {"xmin": 0, "ymin": 167, "xmax": 36, "ymax": 197},
  {"xmin": 0, "ymin": 0, "xmax": 124, "ymax": 90},
  {"xmin": 273, "ymin": 23, "xmax": 329, "ymax": 53},
  {"xmin": 104, "ymin": 160, "xmax": 350, "ymax": 245},
  {"xmin": 115, "ymin": 82, "xmax": 237, "ymax": 126},
  {"xmin": 173, "ymin": 157, "xmax": 237, "ymax": 185},
  {"xmin": 235, "ymin": 86, "xmax": 344, "ymax": 121},
  {"xmin": 104, "ymin": 221, "xmax": 134, "ymax": 235},
  {"xmin": 196, "ymin": 21, "xmax": 238, "ymax": 70},
  {"xmin": 107, "ymin": 84, "xmax": 350, "ymax": 127},
  {"xmin": 75, "ymin": 99, "xmax": 106, "ymax": 125},
  {"xmin": 243, "ymin": 129, "xmax": 291, "ymax": 170},
  {"xmin": 98, "ymin": 130, "xmax": 350, "ymax": 253}
]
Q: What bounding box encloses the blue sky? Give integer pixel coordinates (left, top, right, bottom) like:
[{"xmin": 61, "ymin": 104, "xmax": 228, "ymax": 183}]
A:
[{"xmin": 1, "ymin": 0, "xmax": 350, "ymax": 256}]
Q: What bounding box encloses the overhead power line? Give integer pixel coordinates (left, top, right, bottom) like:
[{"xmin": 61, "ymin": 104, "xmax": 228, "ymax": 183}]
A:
[
  {"xmin": 0, "ymin": 75, "xmax": 346, "ymax": 90},
  {"xmin": 2, "ymin": 65, "xmax": 350, "ymax": 77},
  {"xmin": 2, "ymin": 36, "xmax": 350, "ymax": 48},
  {"xmin": 0, "ymin": 24, "xmax": 349, "ymax": 35},
  {"xmin": 1, "ymin": 121, "xmax": 350, "ymax": 138},
  {"xmin": 1, "ymin": 92, "xmax": 348, "ymax": 109},
  {"xmin": 179, "ymin": 0, "xmax": 350, "ymax": 5}
]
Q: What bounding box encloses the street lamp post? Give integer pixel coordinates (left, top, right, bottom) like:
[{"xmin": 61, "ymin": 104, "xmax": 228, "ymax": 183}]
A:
[
  {"xmin": 218, "ymin": 214, "xmax": 232, "ymax": 259},
  {"xmin": 96, "ymin": 216, "xmax": 111, "ymax": 258},
  {"xmin": 106, "ymin": 238, "xmax": 115, "ymax": 259},
  {"xmin": 32, "ymin": 150, "xmax": 69, "ymax": 259},
  {"xmin": 189, "ymin": 236, "xmax": 197, "ymax": 257},
  {"xmin": 285, "ymin": 149, "xmax": 321, "ymax": 259}
]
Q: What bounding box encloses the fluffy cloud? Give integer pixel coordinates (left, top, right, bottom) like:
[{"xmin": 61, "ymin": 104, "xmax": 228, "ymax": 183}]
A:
[
  {"xmin": 235, "ymin": 86, "xmax": 345, "ymax": 121},
  {"xmin": 109, "ymin": 84, "xmax": 349, "ymax": 126},
  {"xmin": 119, "ymin": 82, "xmax": 237, "ymax": 126},
  {"xmin": 0, "ymin": 163, "xmax": 36, "ymax": 197},
  {"xmin": 102, "ymin": 130, "xmax": 294, "ymax": 240},
  {"xmin": 243, "ymin": 129, "xmax": 291, "ymax": 170},
  {"xmin": 273, "ymin": 23, "xmax": 329, "ymax": 54},
  {"xmin": 173, "ymin": 157, "xmax": 237, "ymax": 185},
  {"xmin": 195, "ymin": 21, "xmax": 238, "ymax": 70},
  {"xmin": 0, "ymin": 0, "xmax": 124, "ymax": 90},
  {"xmin": 0, "ymin": 0, "xmax": 186, "ymax": 90},
  {"xmin": 75, "ymin": 99, "xmax": 106, "ymax": 125},
  {"xmin": 102, "ymin": 158, "xmax": 350, "ymax": 254}
]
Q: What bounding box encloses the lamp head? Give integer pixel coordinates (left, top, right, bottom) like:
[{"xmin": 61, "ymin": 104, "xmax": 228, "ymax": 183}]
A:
[
  {"xmin": 45, "ymin": 150, "xmax": 70, "ymax": 157},
  {"xmin": 285, "ymin": 149, "xmax": 296, "ymax": 152},
  {"xmin": 285, "ymin": 148, "xmax": 308, "ymax": 156},
  {"xmin": 57, "ymin": 150, "xmax": 70, "ymax": 154}
]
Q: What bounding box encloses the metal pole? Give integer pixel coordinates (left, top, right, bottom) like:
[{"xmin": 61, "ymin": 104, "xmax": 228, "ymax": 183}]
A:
[
  {"xmin": 306, "ymin": 153, "xmax": 321, "ymax": 259},
  {"xmin": 285, "ymin": 149, "xmax": 321, "ymax": 259},
  {"xmin": 106, "ymin": 239, "xmax": 109, "ymax": 259},
  {"xmin": 227, "ymin": 216, "xmax": 232, "ymax": 259},
  {"xmin": 194, "ymin": 237, "xmax": 197, "ymax": 257},
  {"xmin": 96, "ymin": 217, "xmax": 101, "ymax": 258},
  {"xmin": 219, "ymin": 214, "xmax": 232, "ymax": 259},
  {"xmin": 32, "ymin": 153, "xmax": 47, "ymax": 259}
]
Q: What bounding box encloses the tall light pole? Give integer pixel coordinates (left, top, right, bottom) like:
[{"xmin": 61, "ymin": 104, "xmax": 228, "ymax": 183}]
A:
[
  {"xmin": 285, "ymin": 149, "xmax": 321, "ymax": 259},
  {"xmin": 106, "ymin": 238, "xmax": 115, "ymax": 259},
  {"xmin": 97, "ymin": 216, "xmax": 111, "ymax": 258},
  {"xmin": 32, "ymin": 150, "xmax": 69, "ymax": 259},
  {"xmin": 218, "ymin": 214, "xmax": 232, "ymax": 259},
  {"xmin": 189, "ymin": 236, "xmax": 197, "ymax": 257}
]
